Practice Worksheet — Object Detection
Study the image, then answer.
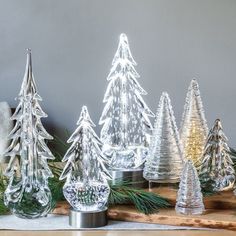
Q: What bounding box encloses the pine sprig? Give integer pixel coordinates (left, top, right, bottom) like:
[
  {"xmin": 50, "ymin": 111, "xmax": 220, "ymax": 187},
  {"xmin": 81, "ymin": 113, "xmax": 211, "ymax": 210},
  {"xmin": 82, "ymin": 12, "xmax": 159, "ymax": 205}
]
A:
[
  {"xmin": 0, "ymin": 172, "xmax": 9, "ymax": 214},
  {"xmin": 109, "ymin": 181, "xmax": 170, "ymax": 214},
  {"xmin": 0, "ymin": 133, "xmax": 171, "ymax": 216}
]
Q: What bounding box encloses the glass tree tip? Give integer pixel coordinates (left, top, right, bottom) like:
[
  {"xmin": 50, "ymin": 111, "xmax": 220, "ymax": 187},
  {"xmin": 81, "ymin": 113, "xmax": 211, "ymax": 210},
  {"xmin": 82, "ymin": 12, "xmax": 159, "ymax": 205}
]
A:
[
  {"xmin": 161, "ymin": 91, "xmax": 169, "ymax": 99},
  {"xmin": 190, "ymin": 78, "xmax": 199, "ymax": 88},
  {"xmin": 119, "ymin": 33, "xmax": 128, "ymax": 42}
]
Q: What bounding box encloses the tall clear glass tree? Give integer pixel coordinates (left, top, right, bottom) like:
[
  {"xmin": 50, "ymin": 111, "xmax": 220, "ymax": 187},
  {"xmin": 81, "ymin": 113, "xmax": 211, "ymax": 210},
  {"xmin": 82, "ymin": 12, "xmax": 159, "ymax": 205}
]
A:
[
  {"xmin": 144, "ymin": 92, "xmax": 183, "ymax": 183},
  {"xmin": 180, "ymin": 79, "xmax": 208, "ymax": 167},
  {"xmin": 60, "ymin": 106, "xmax": 111, "ymax": 212},
  {"xmin": 4, "ymin": 49, "xmax": 55, "ymax": 219},
  {"xmin": 99, "ymin": 33, "xmax": 154, "ymax": 170},
  {"xmin": 199, "ymin": 119, "xmax": 235, "ymax": 191}
]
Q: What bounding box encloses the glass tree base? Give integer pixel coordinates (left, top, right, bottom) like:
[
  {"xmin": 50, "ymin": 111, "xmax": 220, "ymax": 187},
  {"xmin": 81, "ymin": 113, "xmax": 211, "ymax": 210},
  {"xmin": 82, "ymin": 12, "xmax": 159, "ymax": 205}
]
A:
[
  {"xmin": 175, "ymin": 205, "xmax": 204, "ymax": 215},
  {"xmin": 109, "ymin": 169, "xmax": 147, "ymax": 188},
  {"xmin": 5, "ymin": 186, "xmax": 52, "ymax": 219},
  {"xmin": 69, "ymin": 207, "xmax": 108, "ymax": 228}
]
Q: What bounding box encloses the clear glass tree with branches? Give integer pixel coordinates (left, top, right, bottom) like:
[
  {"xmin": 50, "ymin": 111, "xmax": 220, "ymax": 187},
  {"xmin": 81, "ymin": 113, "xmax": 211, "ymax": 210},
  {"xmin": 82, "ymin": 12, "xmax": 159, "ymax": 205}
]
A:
[
  {"xmin": 175, "ymin": 160, "xmax": 205, "ymax": 215},
  {"xmin": 99, "ymin": 33, "xmax": 154, "ymax": 170},
  {"xmin": 199, "ymin": 119, "xmax": 235, "ymax": 191},
  {"xmin": 4, "ymin": 49, "xmax": 55, "ymax": 219},
  {"xmin": 60, "ymin": 106, "xmax": 111, "ymax": 212},
  {"xmin": 180, "ymin": 79, "xmax": 208, "ymax": 167},
  {"xmin": 144, "ymin": 92, "xmax": 183, "ymax": 183}
]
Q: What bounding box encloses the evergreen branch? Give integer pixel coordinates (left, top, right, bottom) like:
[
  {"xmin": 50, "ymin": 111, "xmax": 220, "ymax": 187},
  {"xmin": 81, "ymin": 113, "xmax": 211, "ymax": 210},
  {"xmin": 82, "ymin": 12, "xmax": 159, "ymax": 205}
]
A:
[
  {"xmin": 0, "ymin": 172, "xmax": 9, "ymax": 215},
  {"xmin": 109, "ymin": 181, "xmax": 170, "ymax": 214}
]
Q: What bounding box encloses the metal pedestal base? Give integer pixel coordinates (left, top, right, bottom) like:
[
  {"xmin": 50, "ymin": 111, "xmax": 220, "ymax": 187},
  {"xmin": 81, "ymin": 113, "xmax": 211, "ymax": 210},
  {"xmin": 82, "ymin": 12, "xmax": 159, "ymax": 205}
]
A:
[
  {"xmin": 109, "ymin": 169, "xmax": 147, "ymax": 188},
  {"xmin": 69, "ymin": 208, "xmax": 108, "ymax": 228}
]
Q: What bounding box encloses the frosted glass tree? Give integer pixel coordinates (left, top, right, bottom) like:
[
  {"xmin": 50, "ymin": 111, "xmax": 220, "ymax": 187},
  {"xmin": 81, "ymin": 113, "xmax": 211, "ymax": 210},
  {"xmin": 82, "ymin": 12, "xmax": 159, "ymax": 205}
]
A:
[
  {"xmin": 143, "ymin": 92, "xmax": 183, "ymax": 183},
  {"xmin": 60, "ymin": 106, "xmax": 111, "ymax": 212},
  {"xmin": 4, "ymin": 49, "xmax": 55, "ymax": 219},
  {"xmin": 175, "ymin": 160, "xmax": 205, "ymax": 215},
  {"xmin": 99, "ymin": 33, "xmax": 154, "ymax": 170},
  {"xmin": 180, "ymin": 79, "xmax": 208, "ymax": 167},
  {"xmin": 199, "ymin": 119, "xmax": 235, "ymax": 192}
]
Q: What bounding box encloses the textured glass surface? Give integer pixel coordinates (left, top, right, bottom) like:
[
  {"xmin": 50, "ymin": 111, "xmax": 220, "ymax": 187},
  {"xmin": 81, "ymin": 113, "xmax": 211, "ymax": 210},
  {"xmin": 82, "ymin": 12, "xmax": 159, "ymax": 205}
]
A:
[
  {"xmin": 180, "ymin": 79, "xmax": 208, "ymax": 167},
  {"xmin": 4, "ymin": 49, "xmax": 54, "ymax": 219},
  {"xmin": 175, "ymin": 160, "xmax": 205, "ymax": 215},
  {"xmin": 99, "ymin": 33, "xmax": 154, "ymax": 170},
  {"xmin": 60, "ymin": 106, "xmax": 111, "ymax": 212},
  {"xmin": 143, "ymin": 92, "xmax": 183, "ymax": 183},
  {"xmin": 200, "ymin": 119, "xmax": 235, "ymax": 191}
]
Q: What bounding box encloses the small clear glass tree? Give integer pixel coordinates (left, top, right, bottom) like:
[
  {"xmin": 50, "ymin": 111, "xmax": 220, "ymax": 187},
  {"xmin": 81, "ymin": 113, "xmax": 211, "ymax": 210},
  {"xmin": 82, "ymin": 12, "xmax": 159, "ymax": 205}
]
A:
[
  {"xmin": 99, "ymin": 33, "xmax": 154, "ymax": 170},
  {"xmin": 175, "ymin": 160, "xmax": 205, "ymax": 215},
  {"xmin": 143, "ymin": 92, "xmax": 183, "ymax": 183},
  {"xmin": 60, "ymin": 106, "xmax": 111, "ymax": 212},
  {"xmin": 4, "ymin": 49, "xmax": 55, "ymax": 219},
  {"xmin": 199, "ymin": 119, "xmax": 235, "ymax": 192},
  {"xmin": 180, "ymin": 79, "xmax": 208, "ymax": 167}
]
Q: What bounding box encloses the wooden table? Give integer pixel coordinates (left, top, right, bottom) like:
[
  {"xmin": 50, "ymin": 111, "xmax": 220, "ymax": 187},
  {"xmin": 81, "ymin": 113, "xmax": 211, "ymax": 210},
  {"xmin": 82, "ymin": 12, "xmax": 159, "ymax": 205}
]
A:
[{"xmin": 0, "ymin": 231, "xmax": 236, "ymax": 236}]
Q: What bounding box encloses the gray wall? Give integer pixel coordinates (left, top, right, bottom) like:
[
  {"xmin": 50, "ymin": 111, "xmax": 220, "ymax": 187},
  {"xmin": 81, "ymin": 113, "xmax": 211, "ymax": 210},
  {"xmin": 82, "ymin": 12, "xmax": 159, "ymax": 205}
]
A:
[{"xmin": 0, "ymin": 0, "xmax": 236, "ymax": 145}]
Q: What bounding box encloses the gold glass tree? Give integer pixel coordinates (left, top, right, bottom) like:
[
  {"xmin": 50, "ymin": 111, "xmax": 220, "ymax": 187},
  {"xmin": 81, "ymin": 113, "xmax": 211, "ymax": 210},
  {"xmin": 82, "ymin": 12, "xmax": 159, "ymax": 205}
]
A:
[{"xmin": 180, "ymin": 79, "xmax": 208, "ymax": 167}]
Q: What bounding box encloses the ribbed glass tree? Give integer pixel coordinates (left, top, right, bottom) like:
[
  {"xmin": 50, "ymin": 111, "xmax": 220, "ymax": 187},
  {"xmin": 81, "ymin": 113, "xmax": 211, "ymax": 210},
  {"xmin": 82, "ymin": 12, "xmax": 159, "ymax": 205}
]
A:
[
  {"xmin": 4, "ymin": 49, "xmax": 55, "ymax": 219},
  {"xmin": 143, "ymin": 92, "xmax": 183, "ymax": 183},
  {"xmin": 99, "ymin": 33, "xmax": 154, "ymax": 170},
  {"xmin": 60, "ymin": 106, "xmax": 111, "ymax": 212},
  {"xmin": 180, "ymin": 79, "xmax": 208, "ymax": 167},
  {"xmin": 199, "ymin": 119, "xmax": 235, "ymax": 192},
  {"xmin": 175, "ymin": 160, "xmax": 205, "ymax": 215}
]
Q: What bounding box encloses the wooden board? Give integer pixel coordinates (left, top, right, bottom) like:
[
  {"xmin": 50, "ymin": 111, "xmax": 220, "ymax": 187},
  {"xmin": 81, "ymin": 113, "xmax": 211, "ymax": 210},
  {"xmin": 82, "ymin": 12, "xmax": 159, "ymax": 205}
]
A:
[
  {"xmin": 150, "ymin": 187, "xmax": 236, "ymax": 209},
  {"xmin": 108, "ymin": 206, "xmax": 236, "ymax": 231},
  {"xmin": 53, "ymin": 202, "xmax": 236, "ymax": 231},
  {"xmin": 53, "ymin": 188, "xmax": 236, "ymax": 231}
]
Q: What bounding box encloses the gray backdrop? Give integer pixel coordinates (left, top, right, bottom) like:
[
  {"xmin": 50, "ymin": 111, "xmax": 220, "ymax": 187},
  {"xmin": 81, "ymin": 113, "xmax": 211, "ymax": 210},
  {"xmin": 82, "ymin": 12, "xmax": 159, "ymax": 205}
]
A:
[{"xmin": 0, "ymin": 0, "xmax": 236, "ymax": 145}]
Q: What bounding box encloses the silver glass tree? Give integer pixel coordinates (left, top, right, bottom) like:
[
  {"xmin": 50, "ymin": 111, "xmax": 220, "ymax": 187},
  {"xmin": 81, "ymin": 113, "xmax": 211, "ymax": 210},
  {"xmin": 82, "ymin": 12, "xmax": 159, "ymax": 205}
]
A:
[
  {"xmin": 99, "ymin": 33, "xmax": 154, "ymax": 171},
  {"xmin": 144, "ymin": 92, "xmax": 183, "ymax": 183},
  {"xmin": 4, "ymin": 49, "xmax": 55, "ymax": 219},
  {"xmin": 175, "ymin": 160, "xmax": 205, "ymax": 215},
  {"xmin": 200, "ymin": 119, "xmax": 235, "ymax": 192},
  {"xmin": 60, "ymin": 106, "xmax": 111, "ymax": 227}
]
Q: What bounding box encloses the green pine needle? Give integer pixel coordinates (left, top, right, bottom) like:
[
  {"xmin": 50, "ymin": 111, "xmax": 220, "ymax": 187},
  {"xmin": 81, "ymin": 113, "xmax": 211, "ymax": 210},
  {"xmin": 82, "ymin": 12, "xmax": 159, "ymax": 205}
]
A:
[
  {"xmin": 0, "ymin": 133, "xmax": 171, "ymax": 216},
  {"xmin": 109, "ymin": 181, "xmax": 170, "ymax": 214}
]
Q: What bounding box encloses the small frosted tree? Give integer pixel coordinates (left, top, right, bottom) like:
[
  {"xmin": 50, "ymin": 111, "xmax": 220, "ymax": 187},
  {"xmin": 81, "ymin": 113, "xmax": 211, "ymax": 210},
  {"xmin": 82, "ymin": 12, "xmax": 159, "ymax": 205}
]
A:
[
  {"xmin": 199, "ymin": 119, "xmax": 235, "ymax": 192},
  {"xmin": 4, "ymin": 49, "xmax": 55, "ymax": 219},
  {"xmin": 180, "ymin": 79, "xmax": 208, "ymax": 167},
  {"xmin": 60, "ymin": 106, "xmax": 111, "ymax": 212},
  {"xmin": 99, "ymin": 33, "xmax": 154, "ymax": 170},
  {"xmin": 175, "ymin": 160, "xmax": 205, "ymax": 215},
  {"xmin": 144, "ymin": 92, "xmax": 183, "ymax": 183}
]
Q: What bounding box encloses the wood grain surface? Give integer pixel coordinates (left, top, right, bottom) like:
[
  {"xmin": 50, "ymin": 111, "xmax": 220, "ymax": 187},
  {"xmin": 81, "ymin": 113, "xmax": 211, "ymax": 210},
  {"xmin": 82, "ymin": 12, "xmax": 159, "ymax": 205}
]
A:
[
  {"xmin": 151, "ymin": 187, "xmax": 236, "ymax": 209},
  {"xmin": 53, "ymin": 187, "xmax": 236, "ymax": 231}
]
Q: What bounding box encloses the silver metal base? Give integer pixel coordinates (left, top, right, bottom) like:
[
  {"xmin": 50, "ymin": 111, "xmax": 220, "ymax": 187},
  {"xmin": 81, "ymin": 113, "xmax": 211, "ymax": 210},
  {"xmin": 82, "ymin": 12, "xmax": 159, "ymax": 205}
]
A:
[
  {"xmin": 109, "ymin": 169, "xmax": 148, "ymax": 188},
  {"xmin": 69, "ymin": 208, "xmax": 108, "ymax": 228}
]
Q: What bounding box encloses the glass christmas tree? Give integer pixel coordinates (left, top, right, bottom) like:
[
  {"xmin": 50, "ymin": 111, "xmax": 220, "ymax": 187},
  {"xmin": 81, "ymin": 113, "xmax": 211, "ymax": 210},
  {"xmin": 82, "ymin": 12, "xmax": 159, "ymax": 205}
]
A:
[
  {"xmin": 99, "ymin": 33, "xmax": 154, "ymax": 170},
  {"xmin": 4, "ymin": 49, "xmax": 55, "ymax": 219},
  {"xmin": 143, "ymin": 92, "xmax": 183, "ymax": 183},
  {"xmin": 60, "ymin": 106, "xmax": 111, "ymax": 212},
  {"xmin": 199, "ymin": 119, "xmax": 235, "ymax": 192},
  {"xmin": 175, "ymin": 160, "xmax": 205, "ymax": 215},
  {"xmin": 180, "ymin": 79, "xmax": 208, "ymax": 167}
]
